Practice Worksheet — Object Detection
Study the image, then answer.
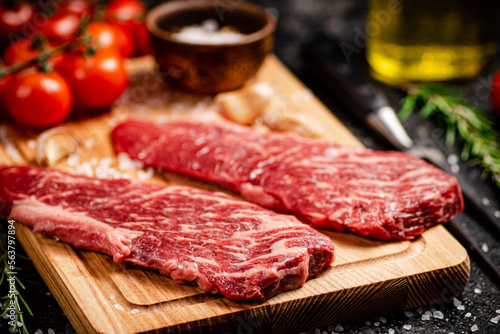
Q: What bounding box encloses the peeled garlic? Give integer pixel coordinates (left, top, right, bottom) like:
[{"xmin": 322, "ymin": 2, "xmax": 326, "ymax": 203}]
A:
[{"xmin": 35, "ymin": 128, "xmax": 80, "ymax": 166}]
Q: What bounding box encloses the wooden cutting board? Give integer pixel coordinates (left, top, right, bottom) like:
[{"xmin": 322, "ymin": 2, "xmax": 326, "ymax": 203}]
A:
[{"xmin": 0, "ymin": 55, "xmax": 469, "ymax": 334}]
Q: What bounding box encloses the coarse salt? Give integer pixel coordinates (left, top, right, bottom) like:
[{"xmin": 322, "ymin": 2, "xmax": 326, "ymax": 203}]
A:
[
  {"xmin": 334, "ymin": 324, "xmax": 344, "ymax": 332},
  {"xmin": 110, "ymin": 293, "xmax": 116, "ymax": 300},
  {"xmin": 404, "ymin": 311, "xmax": 413, "ymax": 318},
  {"xmin": 48, "ymin": 329, "xmax": 55, "ymax": 334},
  {"xmin": 471, "ymin": 324, "xmax": 478, "ymax": 332},
  {"xmin": 481, "ymin": 243, "xmax": 489, "ymax": 253},
  {"xmin": 482, "ymin": 198, "xmax": 490, "ymax": 206},
  {"xmin": 465, "ymin": 312, "xmax": 472, "ymax": 318},
  {"xmin": 374, "ymin": 321, "xmax": 380, "ymax": 326},
  {"xmin": 447, "ymin": 154, "xmax": 459, "ymax": 165},
  {"xmin": 433, "ymin": 310, "xmax": 444, "ymax": 319},
  {"xmin": 474, "ymin": 288, "xmax": 482, "ymax": 294},
  {"xmin": 388, "ymin": 329, "xmax": 395, "ymax": 334},
  {"xmin": 114, "ymin": 303, "xmax": 125, "ymax": 311},
  {"xmin": 131, "ymin": 308, "xmax": 140, "ymax": 314},
  {"xmin": 497, "ymin": 309, "xmax": 500, "ymax": 314},
  {"xmin": 422, "ymin": 313, "xmax": 431, "ymax": 321},
  {"xmin": 35, "ymin": 330, "xmax": 43, "ymax": 334},
  {"xmin": 450, "ymin": 165, "xmax": 460, "ymax": 173},
  {"xmin": 403, "ymin": 324, "xmax": 412, "ymax": 330},
  {"xmin": 495, "ymin": 211, "xmax": 500, "ymax": 218},
  {"xmin": 457, "ymin": 305, "xmax": 465, "ymax": 311},
  {"xmin": 491, "ymin": 315, "xmax": 500, "ymax": 324}
]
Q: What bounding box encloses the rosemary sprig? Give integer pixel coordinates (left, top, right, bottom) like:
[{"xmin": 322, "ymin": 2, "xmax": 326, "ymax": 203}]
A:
[
  {"xmin": 399, "ymin": 84, "xmax": 500, "ymax": 188},
  {"xmin": 0, "ymin": 220, "xmax": 32, "ymax": 334}
]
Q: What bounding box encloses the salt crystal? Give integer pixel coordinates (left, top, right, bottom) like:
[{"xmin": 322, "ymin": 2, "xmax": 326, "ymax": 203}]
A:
[
  {"xmin": 365, "ymin": 321, "xmax": 371, "ymax": 326},
  {"xmin": 490, "ymin": 315, "xmax": 500, "ymax": 324},
  {"xmin": 453, "ymin": 298, "xmax": 462, "ymax": 307},
  {"xmin": 131, "ymin": 308, "xmax": 140, "ymax": 314},
  {"xmin": 403, "ymin": 324, "xmax": 412, "ymax": 330},
  {"xmin": 100, "ymin": 157, "xmax": 112, "ymax": 167},
  {"xmin": 17, "ymin": 321, "xmax": 23, "ymax": 327},
  {"xmin": 67, "ymin": 153, "xmax": 79, "ymax": 166},
  {"xmin": 433, "ymin": 310, "xmax": 444, "ymax": 319},
  {"xmin": 334, "ymin": 324, "xmax": 344, "ymax": 332},
  {"xmin": 465, "ymin": 312, "xmax": 472, "ymax": 318},
  {"xmin": 35, "ymin": 330, "xmax": 43, "ymax": 334},
  {"xmin": 84, "ymin": 138, "xmax": 95, "ymax": 148},
  {"xmin": 48, "ymin": 329, "xmax": 55, "ymax": 334},
  {"xmin": 114, "ymin": 303, "xmax": 125, "ymax": 311},
  {"xmin": 379, "ymin": 317, "xmax": 387, "ymax": 323},
  {"xmin": 46, "ymin": 291, "xmax": 51, "ymax": 295},
  {"xmin": 447, "ymin": 154, "xmax": 459, "ymax": 165},
  {"xmin": 27, "ymin": 140, "xmax": 36, "ymax": 149},
  {"xmin": 422, "ymin": 313, "xmax": 431, "ymax": 321},
  {"xmin": 110, "ymin": 293, "xmax": 116, "ymax": 300},
  {"xmin": 474, "ymin": 288, "xmax": 482, "ymax": 294},
  {"xmin": 450, "ymin": 165, "xmax": 460, "ymax": 173},
  {"xmin": 138, "ymin": 167, "xmax": 154, "ymax": 180},
  {"xmin": 374, "ymin": 322, "xmax": 380, "ymax": 326},
  {"xmin": 481, "ymin": 243, "xmax": 489, "ymax": 253},
  {"xmin": 482, "ymin": 198, "xmax": 490, "ymax": 206},
  {"xmin": 457, "ymin": 305, "xmax": 465, "ymax": 310},
  {"xmin": 90, "ymin": 157, "xmax": 98, "ymax": 166},
  {"xmin": 496, "ymin": 309, "xmax": 500, "ymax": 314},
  {"xmin": 388, "ymin": 330, "xmax": 395, "ymax": 334},
  {"xmin": 494, "ymin": 211, "xmax": 500, "ymax": 218},
  {"xmin": 404, "ymin": 311, "xmax": 413, "ymax": 318},
  {"xmin": 471, "ymin": 324, "xmax": 478, "ymax": 332}
]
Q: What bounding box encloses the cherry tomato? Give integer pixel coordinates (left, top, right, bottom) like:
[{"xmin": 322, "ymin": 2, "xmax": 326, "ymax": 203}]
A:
[
  {"xmin": 40, "ymin": 11, "xmax": 80, "ymax": 44},
  {"xmin": 105, "ymin": 0, "xmax": 145, "ymax": 22},
  {"xmin": 87, "ymin": 21, "xmax": 134, "ymax": 58},
  {"xmin": 0, "ymin": 2, "xmax": 35, "ymax": 46},
  {"xmin": 2, "ymin": 38, "xmax": 65, "ymax": 70},
  {"xmin": 490, "ymin": 70, "xmax": 500, "ymax": 113},
  {"xmin": 5, "ymin": 70, "xmax": 73, "ymax": 128},
  {"xmin": 0, "ymin": 74, "xmax": 13, "ymax": 114},
  {"xmin": 58, "ymin": 49, "xmax": 128, "ymax": 110},
  {"xmin": 59, "ymin": 0, "xmax": 94, "ymax": 17},
  {"xmin": 105, "ymin": 0, "xmax": 151, "ymax": 56}
]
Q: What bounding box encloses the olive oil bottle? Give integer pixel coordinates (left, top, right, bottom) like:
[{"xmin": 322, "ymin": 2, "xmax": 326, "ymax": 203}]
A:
[{"xmin": 367, "ymin": 0, "xmax": 498, "ymax": 82}]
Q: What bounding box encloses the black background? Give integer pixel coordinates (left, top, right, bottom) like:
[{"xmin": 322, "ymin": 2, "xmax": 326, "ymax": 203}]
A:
[{"xmin": 1, "ymin": 0, "xmax": 500, "ymax": 333}]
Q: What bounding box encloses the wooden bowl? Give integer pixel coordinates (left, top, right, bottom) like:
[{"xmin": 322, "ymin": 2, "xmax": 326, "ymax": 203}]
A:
[{"xmin": 146, "ymin": 0, "xmax": 276, "ymax": 94}]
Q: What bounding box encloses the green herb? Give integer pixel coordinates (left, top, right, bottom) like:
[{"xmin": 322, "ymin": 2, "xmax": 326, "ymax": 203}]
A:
[
  {"xmin": 399, "ymin": 84, "xmax": 500, "ymax": 187},
  {"xmin": 0, "ymin": 220, "xmax": 32, "ymax": 334}
]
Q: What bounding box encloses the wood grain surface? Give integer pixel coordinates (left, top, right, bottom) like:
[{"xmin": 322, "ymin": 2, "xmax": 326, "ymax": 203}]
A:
[{"xmin": 0, "ymin": 55, "xmax": 470, "ymax": 334}]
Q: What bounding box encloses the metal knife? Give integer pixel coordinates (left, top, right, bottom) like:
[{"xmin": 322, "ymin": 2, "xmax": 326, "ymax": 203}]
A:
[{"xmin": 302, "ymin": 36, "xmax": 500, "ymax": 238}]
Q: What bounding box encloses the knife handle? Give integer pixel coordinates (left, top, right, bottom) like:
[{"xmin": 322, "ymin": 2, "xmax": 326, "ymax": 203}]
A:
[{"xmin": 302, "ymin": 37, "xmax": 389, "ymax": 121}]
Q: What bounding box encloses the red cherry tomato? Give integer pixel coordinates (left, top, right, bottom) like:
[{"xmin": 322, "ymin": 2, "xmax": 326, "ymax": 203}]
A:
[
  {"xmin": 5, "ymin": 70, "xmax": 73, "ymax": 128},
  {"xmin": 58, "ymin": 49, "xmax": 128, "ymax": 110},
  {"xmin": 40, "ymin": 12, "xmax": 80, "ymax": 44},
  {"xmin": 105, "ymin": 0, "xmax": 151, "ymax": 56},
  {"xmin": 491, "ymin": 70, "xmax": 500, "ymax": 113},
  {"xmin": 87, "ymin": 21, "xmax": 134, "ymax": 58},
  {"xmin": 2, "ymin": 38, "xmax": 65, "ymax": 70},
  {"xmin": 105, "ymin": 0, "xmax": 145, "ymax": 22},
  {"xmin": 0, "ymin": 2, "xmax": 35, "ymax": 46},
  {"xmin": 59, "ymin": 0, "xmax": 94, "ymax": 17},
  {"xmin": 0, "ymin": 74, "xmax": 13, "ymax": 114}
]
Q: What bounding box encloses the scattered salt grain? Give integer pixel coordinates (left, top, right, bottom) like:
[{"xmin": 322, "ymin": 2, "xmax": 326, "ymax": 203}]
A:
[
  {"xmin": 482, "ymin": 198, "xmax": 490, "ymax": 206},
  {"xmin": 67, "ymin": 153, "xmax": 79, "ymax": 166},
  {"xmin": 137, "ymin": 167, "xmax": 154, "ymax": 180},
  {"xmin": 457, "ymin": 305, "xmax": 465, "ymax": 311},
  {"xmin": 110, "ymin": 293, "xmax": 116, "ymax": 300},
  {"xmin": 290, "ymin": 89, "xmax": 314, "ymax": 102},
  {"xmin": 114, "ymin": 303, "xmax": 125, "ymax": 311},
  {"xmin": 334, "ymin": 324, "xmax": 344, "ymax": 332},
  {"xmin": 17, "ymin": 321, "xmax": 23, "ymax": 327},
  {"xmin": 90, "ymin": 157, "xmax": 98, "ymax": 166},
  {"xmin": 453, "ymin": 298, "xmax": 461, "ymax": 307},
  {"xmin": 46, "ymin": 291, "xmax": 51, "ymax": 295},
  {"xmin": 48, "ymin": 329, "xmax": 55, "ymax": 334},
  {"xmin": 84, "ymin": 138, "xmax": 95, "ymax": 149},
  {"xmin": 433, "ymin": 310, "xmax": 444, "ymax": 319},
  {"xmin": 422, "ymin": 313, "xmax": 431, "ymax": 321},
  {"xmin": 379, "ymin": 317, "xmax": 387, "ymax": 323},
  {"xmin": 365, "ymin": 321, "xmax": 371, "ymax": 326},
  {"xmin": 118, "ymin": 152, "xmax": 143, "ymax": 171},
  {"xmin": 474, "ymin": 288, "xmax": 482, "ymax": 294},
  {"xmin": 404, "ymin": 311, "xmax": 413, "ymax": 318},
  {"xmin": 471, "ymin": 324, "xmax": 478, "ymax": 332},
  {"xmin": 495, "ymin": 211, "xmax": 500, "ymax": 218},
  {"xmin": 481, "ymin": 243, "xmax": 489, "ymax": 253},
  {"xmin": 491, "ymin": 315, "xmax": 500, "ymax": 324},
  {"xmin": 35, "ymin": 329, "xmax": 43, "ymax": 334},
  {"xmin": 374, "ymin": 322, "xmax": 380, "ymax": 326},
  {"xmin": 403, "ymin": 324, "xmax": 412, "ymax": 330},
  {"xmin": 450, "ymin": 165, "xmax": 460, "ymax": 173},
  {"xmin": 465, "ymin": 312, "xmax": 472, "ymax": 318},
  {"xmin": 388, "ymin": 329, "xmax": 395, "ymax": 334},
  {"xmin": 447, "ymin": 154, "xmax": 459, "ymax": 165},
  {"xmin": 497, "ymin": 309, "xmax": 500, "ymax": 314},
  {"xmin": 131, "ymin": 308, "xmax": 140, "ymax": 314},
  {"xmin": 27, "ymin": 140, "xmax": 36, "ymax": 149}
]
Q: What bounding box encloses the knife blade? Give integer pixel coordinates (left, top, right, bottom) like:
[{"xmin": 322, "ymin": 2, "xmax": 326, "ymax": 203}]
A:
[{"xmin": 302, "ymin": 36, "xmax": 500, "ymax": 238}]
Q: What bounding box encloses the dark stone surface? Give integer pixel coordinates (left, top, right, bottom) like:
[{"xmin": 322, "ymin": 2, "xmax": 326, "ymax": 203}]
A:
[{"xmin": 1, "ymin": 1, "xmax": 499, "ymax": 333}]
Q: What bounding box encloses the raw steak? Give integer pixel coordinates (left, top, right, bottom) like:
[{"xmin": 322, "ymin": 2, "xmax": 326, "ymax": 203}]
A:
[
  {"xmin": 0, "ymin": 165, "xmax": 334, "ymax": 300},
  {"xmin": 112, "ymin": 119, "xmax": 464, "ymax": 241}
]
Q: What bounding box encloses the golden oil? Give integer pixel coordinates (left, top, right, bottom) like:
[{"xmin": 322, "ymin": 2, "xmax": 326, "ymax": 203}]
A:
[{"xmin": 366, "ymin": 0, "xmax": 498, "ymax": 82}]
